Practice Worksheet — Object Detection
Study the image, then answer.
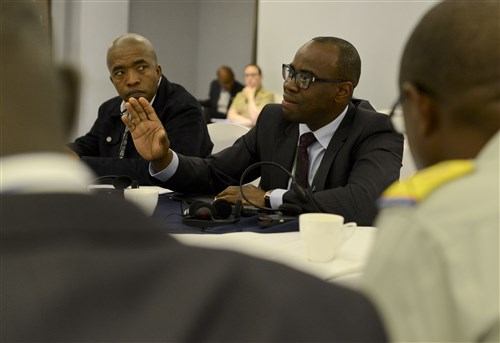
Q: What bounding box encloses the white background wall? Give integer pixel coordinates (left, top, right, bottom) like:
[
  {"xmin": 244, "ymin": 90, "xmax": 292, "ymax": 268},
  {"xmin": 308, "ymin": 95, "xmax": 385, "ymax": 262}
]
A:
[
  {"xmin": 52, "ymin": 1, "xmax": 129, "ymax": 140},
  {"xmin": 257, "ymin": 0, "xmax": 438, "ymax": 111},
  {"xmin": 128, "ymin": 1, "xmax": 255, "ymax": 101},
  {"xmin": 53, "ymin": 0, "xmax": 438, "ymax": 140},
  {"xmin": 195, "ymin": 1, "xmax": 255, "ymax": 99}
]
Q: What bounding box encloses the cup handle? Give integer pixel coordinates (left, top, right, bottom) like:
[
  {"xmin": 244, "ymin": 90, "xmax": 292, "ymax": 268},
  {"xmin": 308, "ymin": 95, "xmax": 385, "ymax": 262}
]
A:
[{"xmin": 342, "ymin": 222, "xmax": 357, "ymax": 241}]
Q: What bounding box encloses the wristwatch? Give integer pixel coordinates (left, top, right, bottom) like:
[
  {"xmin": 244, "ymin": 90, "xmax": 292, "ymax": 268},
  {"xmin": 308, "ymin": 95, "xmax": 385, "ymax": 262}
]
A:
[{"xmin": 264, "ymin": 189, "xmax": 273, "ymax": 208}]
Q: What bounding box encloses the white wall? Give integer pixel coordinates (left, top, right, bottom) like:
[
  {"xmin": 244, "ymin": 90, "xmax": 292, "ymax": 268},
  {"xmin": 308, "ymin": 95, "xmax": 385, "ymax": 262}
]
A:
[
  {"xmin": 128, "ymin": 1, "xmax": 255, "ymax": 100},
  {"xmin": 195, "ymin": 1, "xmax": 255, "ymax": 99},
  {"xmin": 52, "ymin": 1, "xmax": 129, "ymax": 139},
  {"xmin": 257, "ymin": 0, "xmax": 438, "ymax": 110},
  {"xmin": 129, "ymin": 1, "xmax": 201, "ymax": 97}
]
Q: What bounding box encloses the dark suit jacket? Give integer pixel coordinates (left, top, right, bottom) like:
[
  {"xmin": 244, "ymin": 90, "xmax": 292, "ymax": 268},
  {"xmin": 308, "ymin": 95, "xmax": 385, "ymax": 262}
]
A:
[
  {"xmin": 1, "ymin": 193, "xmax": 387, "ymax": 342},
  {"xmin": 161, "ymin": 100, "xmax": 404, "ymax": 225},
  {"xmin": 68, "ymin": 76, "xmax": 213, "ymax": 185},
  {"xmin": 200, "ymin": 79, "xmax": 244, "ymax": 120}
]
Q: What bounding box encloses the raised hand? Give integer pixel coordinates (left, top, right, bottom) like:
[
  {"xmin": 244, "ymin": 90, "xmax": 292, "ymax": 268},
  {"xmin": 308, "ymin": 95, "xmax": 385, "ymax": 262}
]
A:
[
  {"xmin": 242, "ymin": 86, "xmax": 256, "ymax": 100},
  {"xmin": 122, "ymin": 97, "xmax": 173, "ymax": 171}
]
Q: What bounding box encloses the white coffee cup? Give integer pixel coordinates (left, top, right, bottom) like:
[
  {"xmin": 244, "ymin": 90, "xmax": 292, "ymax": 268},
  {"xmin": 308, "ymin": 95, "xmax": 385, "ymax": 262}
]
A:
[
  {"xmin": 124, "ymin": 188, "xmax": 159, "ymax": 216},
  {"xmin": 299, "ymin": 213, "xmax": 357, "ymax": 263}
]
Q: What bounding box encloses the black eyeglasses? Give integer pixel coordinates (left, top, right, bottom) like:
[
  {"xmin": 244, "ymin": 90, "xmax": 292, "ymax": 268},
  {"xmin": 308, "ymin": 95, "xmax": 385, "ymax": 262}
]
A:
[
  {"xmin": 388, "ymin": 84, "xmax": 437, "ymax": 134},
  {"xmin": 282, "ymin": 64, "xmax": 347, "ymax": 90}
]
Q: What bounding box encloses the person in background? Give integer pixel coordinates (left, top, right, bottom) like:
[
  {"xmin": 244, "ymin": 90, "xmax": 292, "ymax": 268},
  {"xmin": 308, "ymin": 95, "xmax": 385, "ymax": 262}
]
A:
[
  {"xmin": 226, "ymin": 63, "xmax": 275, "ymax": 127},
  {"xmin": 67, "ymin": 33, "xmax": 213, "ymax": 185},
  {"xmin": 199, "ymin": 65, "xmax": 244, "ymax": 122},
  {"xmin": 362, "ymin": 1, "xmax": 499, "ymax": 342},
  {"xmin": 1, "ymin": 2, "xmax": 389, "ymax": 341},
  {"xmin": 122, "ymin": 37, "xmax": 404, "ymax": 225}
]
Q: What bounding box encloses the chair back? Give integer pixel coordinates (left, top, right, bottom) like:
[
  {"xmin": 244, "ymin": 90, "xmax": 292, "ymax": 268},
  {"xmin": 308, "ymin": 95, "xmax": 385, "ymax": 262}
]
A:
[
  {"xmin": 207, "ymin": 122, "xmax": 250, "ymax": 154},
  {"xmin": 377, "ymin": 108, "xmax": 417, "ymax": 180}
]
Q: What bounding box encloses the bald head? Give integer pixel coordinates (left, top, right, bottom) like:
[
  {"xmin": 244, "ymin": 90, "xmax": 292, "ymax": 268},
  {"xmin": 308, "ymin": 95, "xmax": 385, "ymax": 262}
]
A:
[
  {"xmin": 107, "ymin": 33, "xmax": 158, "ymax": 70},
  {"xmin": 217, "ymin": 66, "xmax": 234, "ymax": 78},
  {"xmin": 217, "ymin": 66, "xmax": 236, "ymax": 91},
  {"xmin": 1, "ymin": 1, "xmax": 67, "ymax": 156},
  {"xmin": 106, "ymin": 33, "xmax": 162, "ymax": 102}
]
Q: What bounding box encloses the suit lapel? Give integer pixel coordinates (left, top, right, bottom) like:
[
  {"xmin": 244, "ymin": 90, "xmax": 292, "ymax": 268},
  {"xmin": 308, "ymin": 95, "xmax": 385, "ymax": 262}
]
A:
[{"xmin": 312, "ymin": 102, "xmax": 356, "ymax": 191}]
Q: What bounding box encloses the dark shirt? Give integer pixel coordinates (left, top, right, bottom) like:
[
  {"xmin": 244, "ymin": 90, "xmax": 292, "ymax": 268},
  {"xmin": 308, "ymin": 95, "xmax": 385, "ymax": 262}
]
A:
[
  {"xmin": 199, "ymin": 79, "xmax": 244, "ymax": 121},
  {"xmin": 68, "ymin": 76, "xmax": 213, "ymax": 185}
]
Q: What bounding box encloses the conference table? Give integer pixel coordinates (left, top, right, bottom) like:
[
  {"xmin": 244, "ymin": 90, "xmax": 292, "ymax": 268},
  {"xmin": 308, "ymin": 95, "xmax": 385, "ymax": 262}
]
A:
[{"xmin": 151, "ymin": 190, "xmax": 378, "ymax": 288}]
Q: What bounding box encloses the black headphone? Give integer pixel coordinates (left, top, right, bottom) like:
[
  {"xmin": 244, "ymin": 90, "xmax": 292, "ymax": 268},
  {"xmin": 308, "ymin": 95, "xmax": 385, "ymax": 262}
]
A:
[
  {"xmin": 183, "ymin": 199, "xmax": 242, "ymax": 228},
  {"xmin": 90, "ymin": 175, "xmax": 139, "ymax": 190},
  {"xmin": 239, "ymin": 161, "xmax": 323, "ymax": 213}
]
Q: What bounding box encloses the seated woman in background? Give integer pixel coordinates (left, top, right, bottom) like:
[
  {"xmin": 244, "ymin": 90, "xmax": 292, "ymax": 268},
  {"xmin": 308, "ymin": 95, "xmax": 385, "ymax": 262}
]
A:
[{"xmin": 226, "ymin": 64, "xmax": 274, "ymax": 127}]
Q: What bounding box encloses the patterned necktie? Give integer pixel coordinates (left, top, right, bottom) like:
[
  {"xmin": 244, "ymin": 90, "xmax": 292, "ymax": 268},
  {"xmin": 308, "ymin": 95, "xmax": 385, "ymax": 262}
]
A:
[{"xmin": 295, "ymin": 132, "xmax": 317, "ymax": 189}]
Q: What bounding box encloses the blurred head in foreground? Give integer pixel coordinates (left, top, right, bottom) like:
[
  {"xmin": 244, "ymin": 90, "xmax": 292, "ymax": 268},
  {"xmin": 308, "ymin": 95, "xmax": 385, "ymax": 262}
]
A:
[
  {"xmin": 0, "ymin": 1, "xmax": 79, "ymax": 157},
  {"xmin": 398, "ymin": 0, "xmax": 499, "ymax": 168}
]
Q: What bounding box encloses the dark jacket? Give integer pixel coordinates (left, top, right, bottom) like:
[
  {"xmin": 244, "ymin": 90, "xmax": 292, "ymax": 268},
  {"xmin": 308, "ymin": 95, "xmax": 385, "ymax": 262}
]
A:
[
  {"xmin": 200, "ymin": 79, "xmax": 244, "ymax": 120},
  {"xmin": 160, "ymin": 100, "xmax": 404, "ymax": 225},
  {"xmin": 1, "ymin": 192, "xmax": 387, "ymax": 342},
  {"xmin": 68, "ymin": 76, "xmax": 213, "ymax": 184}
]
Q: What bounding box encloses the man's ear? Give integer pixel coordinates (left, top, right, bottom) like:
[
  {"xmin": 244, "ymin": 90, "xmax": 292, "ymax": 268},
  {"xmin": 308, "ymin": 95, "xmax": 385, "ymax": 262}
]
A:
[
  {"xmin": 334, "ymin": 82, "xmax": 353, "ymax": 103},
  {"xmin": 401, "ymin": 82, "xmax": 439, "ymax": 137},
  {"xmin": 57, "ymin": 65, "xmax": 80, "ymax": 135}
]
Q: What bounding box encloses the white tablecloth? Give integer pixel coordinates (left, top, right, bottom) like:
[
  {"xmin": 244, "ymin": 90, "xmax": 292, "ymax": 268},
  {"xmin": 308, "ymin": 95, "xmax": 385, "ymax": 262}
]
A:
[{"xmin": 171, "ymin": 226, "xmax": 377, "ymax": 288}]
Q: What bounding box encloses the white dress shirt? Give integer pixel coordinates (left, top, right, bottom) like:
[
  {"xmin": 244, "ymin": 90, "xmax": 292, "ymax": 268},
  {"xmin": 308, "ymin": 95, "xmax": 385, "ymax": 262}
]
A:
[{"xmin": 269, "ymin": 106, "xmax": 348, "ymax": 208}]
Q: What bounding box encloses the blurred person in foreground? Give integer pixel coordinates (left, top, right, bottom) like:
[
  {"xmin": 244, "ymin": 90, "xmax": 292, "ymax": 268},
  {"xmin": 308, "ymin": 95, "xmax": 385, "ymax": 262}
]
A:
[
  {"xmin": 362, "ymin": 1, "xmax": 500, "ymax": 342},
  {"xmin": 0, "ymin": 2, "xmax": 388, "ymax": 341},
  {"xmin": 199, "ymin": 65, "xmax": 244, "ymax": 122},
  {"xmin": 122, "ymin": 37, "xmax": 404, "ymax": 225},
  {"xmin": 226, "ymin": 63, "xmax": 275, "ymax": 127},
  {"xmin": 67, "ymin": 33, "xmax": 213, "ymax": 185}
]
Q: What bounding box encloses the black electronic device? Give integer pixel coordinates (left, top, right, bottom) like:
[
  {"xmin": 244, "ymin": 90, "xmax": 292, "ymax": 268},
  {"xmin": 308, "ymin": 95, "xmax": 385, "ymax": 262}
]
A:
[
  {"xmin": 171, "ymin": 193, "xmax": 260, "ymax": 217},
  {"xmin": 258, "ymin": 213, "xmax": 298, "ymax": 227},
  {"xmin": 183, "ymin": 199, "xmax": 242, "ymax": 229}
]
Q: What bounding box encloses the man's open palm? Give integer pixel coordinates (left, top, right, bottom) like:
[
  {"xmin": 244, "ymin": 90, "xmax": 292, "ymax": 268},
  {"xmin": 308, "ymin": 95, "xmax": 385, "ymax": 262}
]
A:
[{"xmin": 122, "ymin": 97, "xmax": 171, "ymax": 164}]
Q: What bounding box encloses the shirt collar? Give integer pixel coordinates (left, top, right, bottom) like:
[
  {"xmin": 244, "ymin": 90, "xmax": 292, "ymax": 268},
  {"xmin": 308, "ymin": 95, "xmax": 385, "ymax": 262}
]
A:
[
  {"xmin": 0, "ymin": 153, "xmax": 95, "ymax": 194},
  {"xmin": 299, "ymin": 104, "xmax": 349, "ymax": 149}
]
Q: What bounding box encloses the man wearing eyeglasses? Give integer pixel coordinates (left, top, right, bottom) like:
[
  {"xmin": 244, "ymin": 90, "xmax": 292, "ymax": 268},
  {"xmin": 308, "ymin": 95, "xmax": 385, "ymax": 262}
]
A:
[{"xmin": 124, "ymin": 36, "xmax": 404, "ymax": 225}]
